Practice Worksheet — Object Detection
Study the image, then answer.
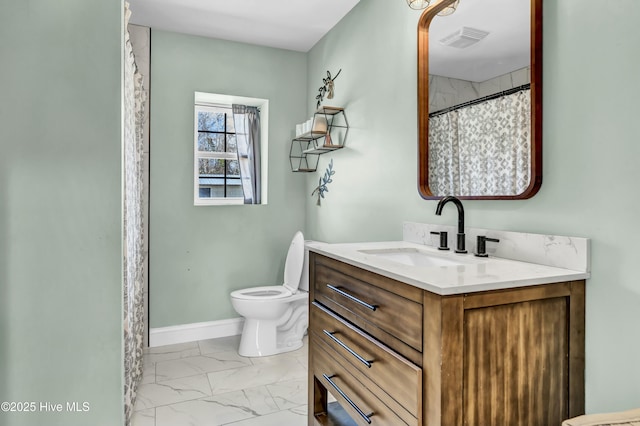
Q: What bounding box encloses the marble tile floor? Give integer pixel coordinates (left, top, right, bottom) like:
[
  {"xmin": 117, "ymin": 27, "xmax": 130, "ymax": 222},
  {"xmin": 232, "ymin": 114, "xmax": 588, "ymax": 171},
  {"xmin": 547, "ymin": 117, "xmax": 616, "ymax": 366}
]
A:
[{"xmin": 132, "ymin": 335, "xmax": 309, "ymax": 426}]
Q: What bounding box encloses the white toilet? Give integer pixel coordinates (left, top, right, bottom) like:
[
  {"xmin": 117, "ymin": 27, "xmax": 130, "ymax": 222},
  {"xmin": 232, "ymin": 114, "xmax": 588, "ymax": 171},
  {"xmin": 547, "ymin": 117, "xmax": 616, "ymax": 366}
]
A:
[{"xmin": 230, "ymin": 231, "xmax": 310, "ymax": 357}]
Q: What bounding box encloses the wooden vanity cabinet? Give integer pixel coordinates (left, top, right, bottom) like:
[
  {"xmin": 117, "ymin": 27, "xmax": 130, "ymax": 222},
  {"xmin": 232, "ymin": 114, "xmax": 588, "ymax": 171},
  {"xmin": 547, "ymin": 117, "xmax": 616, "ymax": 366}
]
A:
[{"xmin": 308, "ymin": 252, "xmax": 586, "ymax": 426}]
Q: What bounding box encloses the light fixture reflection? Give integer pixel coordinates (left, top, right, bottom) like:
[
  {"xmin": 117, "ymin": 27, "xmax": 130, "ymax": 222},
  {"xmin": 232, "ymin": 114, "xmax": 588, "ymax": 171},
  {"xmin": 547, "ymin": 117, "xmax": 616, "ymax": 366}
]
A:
[
  {"xmin": 406, "ymin": 0, "xmax": 431, "ymax": 10},
  {"xmin": 437, "ymin": 0, "xmax": 459, "ymax": 15},
  {"xmin": 406, "ymin": 0, "xmax": 459, "ymax": 16}
]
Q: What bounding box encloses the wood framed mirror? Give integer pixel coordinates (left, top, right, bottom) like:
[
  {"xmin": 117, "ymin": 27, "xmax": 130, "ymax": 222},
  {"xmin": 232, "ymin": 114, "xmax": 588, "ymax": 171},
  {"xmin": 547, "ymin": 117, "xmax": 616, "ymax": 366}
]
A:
[{"xmin": 418, "ymin": 0, "xmax": 542, "ymax": 200}]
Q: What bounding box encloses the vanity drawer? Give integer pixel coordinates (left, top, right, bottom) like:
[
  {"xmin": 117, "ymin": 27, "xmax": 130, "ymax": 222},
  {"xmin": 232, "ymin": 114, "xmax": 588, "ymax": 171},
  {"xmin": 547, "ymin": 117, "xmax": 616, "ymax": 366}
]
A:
[
  {"xmin": 313, "ymin": 258, "xmax": 423, "ymax": 353},
  {"xmin": 313, "ymin": 336, "xmax": 416, "ymax": 426},
  {"xmin": 311, "ymin": 302, "xmax": 421, "ymax": 418}
]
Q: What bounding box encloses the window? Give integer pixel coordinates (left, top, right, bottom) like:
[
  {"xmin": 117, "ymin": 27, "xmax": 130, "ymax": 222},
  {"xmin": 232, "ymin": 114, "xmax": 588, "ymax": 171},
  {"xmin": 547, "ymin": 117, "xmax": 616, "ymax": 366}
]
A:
[
  {"xmin": 194, "ymin": 92, "xmax": 268, "ymax": 206},
  {"xmin": 195, "ymin": 104, "xmax": 243, "ymax": 201}
]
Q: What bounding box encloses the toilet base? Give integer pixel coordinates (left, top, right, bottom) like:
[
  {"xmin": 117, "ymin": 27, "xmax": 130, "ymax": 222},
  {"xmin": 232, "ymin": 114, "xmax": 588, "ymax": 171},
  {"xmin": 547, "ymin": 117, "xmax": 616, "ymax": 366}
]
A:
[
  {"xmin": 237, "ymin": 308, "xmax": 308, "ymax": 357},
  {"xmin": 238, "ymin": 331, "xmax": 303, "ymax": 357}
]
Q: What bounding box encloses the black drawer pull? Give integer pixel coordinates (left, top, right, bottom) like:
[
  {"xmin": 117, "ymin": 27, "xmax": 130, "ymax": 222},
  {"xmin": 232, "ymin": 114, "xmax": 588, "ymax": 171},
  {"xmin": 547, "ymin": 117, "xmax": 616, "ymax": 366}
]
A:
[
  {"xmin": 323, "ymin": 330, "xmax": 373, "ymax": 368},
  {"xmin": 327, "ymin": 284, "xmax": 377, "ymax": 311},
  {"xmin": 322, "ymin": 374, "xmax": 373, "ymax": 424}
]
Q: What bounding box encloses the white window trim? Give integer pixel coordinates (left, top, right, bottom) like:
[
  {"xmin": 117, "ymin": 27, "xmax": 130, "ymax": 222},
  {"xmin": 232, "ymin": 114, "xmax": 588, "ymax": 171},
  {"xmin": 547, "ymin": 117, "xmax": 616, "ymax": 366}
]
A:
[{"xmin": 194, "ymin": 92, "xmax": 269, "ymax": 206}]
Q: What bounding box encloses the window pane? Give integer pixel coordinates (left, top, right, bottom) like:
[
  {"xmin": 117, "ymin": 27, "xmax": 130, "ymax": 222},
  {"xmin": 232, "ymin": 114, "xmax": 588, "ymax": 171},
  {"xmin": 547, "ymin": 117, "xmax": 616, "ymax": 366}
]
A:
[
  {"xmin": 226, "ymin": 114, "xmax": 235, "ymax": 133},
  {"xmin": 199, "ymin": 184, "xmax": 224, "ymax": 198},
  {"xmin": 227, "ymin": 183, "xmax": 244, "ymax": 198},
  {"xmin": 211, "ymin": 186, "xmax": 225, "ymax": 197},
  {"xmin": 198, "ymin": 133, "xmax": 225, "ymax": 152},
  {"xmin": 227, "ymin": 159, "xmax": 240, "ymax": 177},
  {"xmin": 226, "ymin": 134, "xmax": 237, "ymax": 153},
  {"xmin": 198, "ymin": 177, "xmax": 224, "ymax": 198},
  {"xmin": 198, "ymin": 111, "xmax": 225, "ymax": 132},
  {"xmin": 199, "ymin": 158, "xmax": 225, "ymax": 175}
]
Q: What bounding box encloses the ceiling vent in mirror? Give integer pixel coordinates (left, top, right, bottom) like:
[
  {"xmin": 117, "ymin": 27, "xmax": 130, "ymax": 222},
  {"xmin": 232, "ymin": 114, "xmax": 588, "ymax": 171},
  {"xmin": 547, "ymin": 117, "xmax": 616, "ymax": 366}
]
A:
[{"xmin": 439, "ymin": 26, "xmax": 490, "ymax": 49}]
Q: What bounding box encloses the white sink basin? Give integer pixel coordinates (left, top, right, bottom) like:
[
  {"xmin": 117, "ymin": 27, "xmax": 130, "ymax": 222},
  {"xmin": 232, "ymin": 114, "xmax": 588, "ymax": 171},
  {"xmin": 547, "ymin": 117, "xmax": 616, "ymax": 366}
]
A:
[{"xmin": 358, "ymin": 247, "xmax": 480, "ymax": 267}]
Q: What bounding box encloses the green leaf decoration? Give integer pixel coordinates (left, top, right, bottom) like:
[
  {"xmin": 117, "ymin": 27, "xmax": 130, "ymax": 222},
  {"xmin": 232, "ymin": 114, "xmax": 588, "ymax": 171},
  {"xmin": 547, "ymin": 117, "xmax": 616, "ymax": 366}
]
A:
[{"xmin": 311, "ymin": 159, "xmax": 337, "ymax": 205}]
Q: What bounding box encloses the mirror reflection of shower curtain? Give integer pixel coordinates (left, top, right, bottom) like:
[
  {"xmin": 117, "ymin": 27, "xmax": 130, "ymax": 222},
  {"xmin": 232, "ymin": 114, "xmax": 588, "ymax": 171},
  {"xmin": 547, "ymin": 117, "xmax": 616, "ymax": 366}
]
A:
[
  {"xmin": 123, "ymin": 2, "xmax": 147, "ymax": 425},
  {"xmin": 429, "ymin": 90, "xmax": 531, "ymax": 196}
]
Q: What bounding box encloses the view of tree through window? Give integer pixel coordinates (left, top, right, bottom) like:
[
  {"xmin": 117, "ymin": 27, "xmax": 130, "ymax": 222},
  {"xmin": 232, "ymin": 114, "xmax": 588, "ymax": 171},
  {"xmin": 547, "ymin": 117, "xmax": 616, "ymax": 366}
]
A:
[{"xmin": 195, "ymin": 105, "xmax": 243, "ymax": 199}]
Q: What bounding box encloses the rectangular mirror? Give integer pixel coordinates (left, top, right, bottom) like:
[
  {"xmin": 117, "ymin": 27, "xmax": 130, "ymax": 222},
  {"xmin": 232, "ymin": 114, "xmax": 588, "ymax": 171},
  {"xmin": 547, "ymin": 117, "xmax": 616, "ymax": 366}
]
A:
[{"xmin": 417, "ymin": 0, "xmax": 542, "ymax": 199}]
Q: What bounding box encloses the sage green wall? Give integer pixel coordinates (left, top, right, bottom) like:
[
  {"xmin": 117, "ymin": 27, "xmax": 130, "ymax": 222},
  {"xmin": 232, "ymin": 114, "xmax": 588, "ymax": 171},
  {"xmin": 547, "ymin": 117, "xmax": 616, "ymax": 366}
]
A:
[
  {"xmin": 306, "ymin": 0, "xmax": 640, "ymax": 414},
  {"xmin": 0, "ymin": 1, "xmax": 123, "ymax": 425},
  {"xmin": 149, "ymin": 31, "xmax": 307, "ymax": 327}
]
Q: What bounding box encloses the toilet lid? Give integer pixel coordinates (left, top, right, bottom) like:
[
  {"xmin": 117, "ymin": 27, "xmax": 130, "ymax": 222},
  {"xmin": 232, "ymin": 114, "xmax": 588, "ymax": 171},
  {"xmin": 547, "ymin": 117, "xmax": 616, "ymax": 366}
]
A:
[{"xmin": 283, "ymin": 231, "xmax": 305, "ymax": 293}]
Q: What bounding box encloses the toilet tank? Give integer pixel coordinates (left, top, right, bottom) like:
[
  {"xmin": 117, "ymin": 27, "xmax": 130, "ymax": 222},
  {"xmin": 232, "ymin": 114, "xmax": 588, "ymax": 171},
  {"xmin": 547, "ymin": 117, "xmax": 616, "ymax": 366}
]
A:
[{"xmin": 301, "ymin": 241, "xmax": 323, "ymax": 292}]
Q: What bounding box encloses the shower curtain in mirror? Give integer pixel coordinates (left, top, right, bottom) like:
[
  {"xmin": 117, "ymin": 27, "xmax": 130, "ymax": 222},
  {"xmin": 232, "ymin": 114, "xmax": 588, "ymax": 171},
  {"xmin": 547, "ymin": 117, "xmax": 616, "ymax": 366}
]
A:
[
  {"xmin": 123, "ymin": 2, "xmax": 146, "ymax": 424},
  {"xmin": 429, "ymin": 90, "xmax": 531, "ymax": 196}
]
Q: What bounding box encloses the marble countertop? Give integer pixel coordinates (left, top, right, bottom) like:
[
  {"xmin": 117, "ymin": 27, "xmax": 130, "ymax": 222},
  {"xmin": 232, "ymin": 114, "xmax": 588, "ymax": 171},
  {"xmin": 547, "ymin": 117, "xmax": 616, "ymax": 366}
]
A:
[{"xmin": 308, "ymin": 240, "xmax": 590, "ymax": 295}]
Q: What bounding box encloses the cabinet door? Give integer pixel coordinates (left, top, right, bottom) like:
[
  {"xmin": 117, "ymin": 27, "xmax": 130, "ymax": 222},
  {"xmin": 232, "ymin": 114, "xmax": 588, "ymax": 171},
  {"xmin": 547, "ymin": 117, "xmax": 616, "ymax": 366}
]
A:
[{"xmin": 463, "ymin": 296, "xmax": 569, "ymax": 425}]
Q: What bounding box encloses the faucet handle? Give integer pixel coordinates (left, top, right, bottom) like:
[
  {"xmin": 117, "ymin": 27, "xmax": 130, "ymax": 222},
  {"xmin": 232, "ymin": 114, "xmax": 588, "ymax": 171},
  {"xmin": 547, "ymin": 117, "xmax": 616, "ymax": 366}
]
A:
[
  {"xmin": 475, "ymin": 236, "xmax": 500, "ymax": 257},
  {"xmin": 430, "ymin": 231, "xmax": 449, "ymax": 251}
]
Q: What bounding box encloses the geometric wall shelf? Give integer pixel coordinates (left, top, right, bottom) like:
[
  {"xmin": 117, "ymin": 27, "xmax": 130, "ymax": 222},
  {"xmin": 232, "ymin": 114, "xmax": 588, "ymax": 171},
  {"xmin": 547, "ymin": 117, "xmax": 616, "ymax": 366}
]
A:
[{"xmin": 290, "ymin": 106, "xmax": 349, "ymax": 172}]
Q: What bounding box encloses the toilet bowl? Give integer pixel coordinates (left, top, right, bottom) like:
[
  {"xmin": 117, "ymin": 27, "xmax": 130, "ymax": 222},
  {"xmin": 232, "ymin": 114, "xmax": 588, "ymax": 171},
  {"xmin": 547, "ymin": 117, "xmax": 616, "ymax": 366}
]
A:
[{"xmin": 230, "ymin": 231, "xmax": 310, "ymax": 357}]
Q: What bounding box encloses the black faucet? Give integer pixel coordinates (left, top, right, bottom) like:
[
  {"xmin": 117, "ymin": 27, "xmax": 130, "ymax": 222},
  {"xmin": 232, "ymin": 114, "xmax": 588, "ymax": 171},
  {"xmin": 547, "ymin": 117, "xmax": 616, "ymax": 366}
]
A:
[{"xmin": 435, "ymin": 196, "xmax": 467, "ymax": 254}]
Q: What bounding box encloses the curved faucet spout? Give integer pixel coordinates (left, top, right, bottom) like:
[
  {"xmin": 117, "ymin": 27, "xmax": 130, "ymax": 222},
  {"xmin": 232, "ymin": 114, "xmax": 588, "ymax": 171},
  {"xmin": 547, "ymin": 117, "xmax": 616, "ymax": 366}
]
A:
[
  {"xmin": 435, "ymin": 196, "xmax": 467, "ymax": 253},
  {"xmin": 435, "ymin": 196, "xmax": 464, "ymax": 234}
]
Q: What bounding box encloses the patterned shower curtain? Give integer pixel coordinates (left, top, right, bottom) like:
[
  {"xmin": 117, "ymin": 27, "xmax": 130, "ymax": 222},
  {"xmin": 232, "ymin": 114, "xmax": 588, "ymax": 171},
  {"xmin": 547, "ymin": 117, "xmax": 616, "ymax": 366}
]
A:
[
  {"xmin": 429, "ymin": 90, "xmax": 531, "ymax": 196},
  {"xmin": 123, "ymin": 2, "xmax": 146, "ymax": 424}
]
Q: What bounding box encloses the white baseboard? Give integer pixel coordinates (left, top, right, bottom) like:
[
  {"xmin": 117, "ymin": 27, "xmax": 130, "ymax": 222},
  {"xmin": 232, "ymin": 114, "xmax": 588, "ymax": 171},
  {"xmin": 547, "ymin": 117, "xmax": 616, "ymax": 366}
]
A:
[{"xmin": 149, "ymin": 317, "xmax": 244, "ymax": 348}]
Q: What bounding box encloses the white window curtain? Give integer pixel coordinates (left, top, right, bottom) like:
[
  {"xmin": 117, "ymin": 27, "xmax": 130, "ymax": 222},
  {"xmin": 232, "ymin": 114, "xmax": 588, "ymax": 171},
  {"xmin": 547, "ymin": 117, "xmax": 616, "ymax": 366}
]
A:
[
  {"xmin": 232, "ymin": 104, "xmax": 261, "ymax": 204},
  {"xmin": 429, "ymin": 90, "xmax": 531, "ymax": 196}
]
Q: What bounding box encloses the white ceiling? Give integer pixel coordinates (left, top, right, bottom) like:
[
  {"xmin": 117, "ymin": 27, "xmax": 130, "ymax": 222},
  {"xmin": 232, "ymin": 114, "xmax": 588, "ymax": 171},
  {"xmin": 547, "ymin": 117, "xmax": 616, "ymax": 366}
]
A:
[
  {"xmin": 128, "ymin": 0, "xmax": 361, "ymax": 52},
  {"xmin": 128, "ymin": 0, "xmax": 529, "ymax": 82},
  {"xmin": 428, "ymin": 0, "xmax": 530, "ymax": 82}
]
